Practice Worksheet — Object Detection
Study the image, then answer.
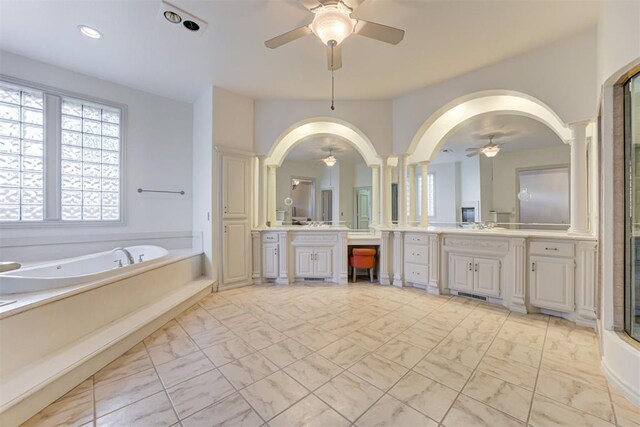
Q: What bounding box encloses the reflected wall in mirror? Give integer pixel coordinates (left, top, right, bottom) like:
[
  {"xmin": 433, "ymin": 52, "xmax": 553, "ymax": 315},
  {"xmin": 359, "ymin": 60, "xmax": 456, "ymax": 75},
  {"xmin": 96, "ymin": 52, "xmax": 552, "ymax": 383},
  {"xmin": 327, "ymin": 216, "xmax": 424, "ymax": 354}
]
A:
[
  {"xmin": 419, "ymin": 113, "xmax": 570, "ymax": 230},
  {"xmin": 274, "ymin": 136, "xmax": 372, "ymax": 230}
]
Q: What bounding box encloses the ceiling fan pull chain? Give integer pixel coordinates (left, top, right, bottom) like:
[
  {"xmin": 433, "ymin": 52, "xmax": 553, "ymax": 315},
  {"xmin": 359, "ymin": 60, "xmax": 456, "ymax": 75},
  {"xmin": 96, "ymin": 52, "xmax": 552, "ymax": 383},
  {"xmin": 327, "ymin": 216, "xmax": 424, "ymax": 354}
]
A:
[{"xmin": 330, "ymin": 42, "xmax": 335, "ymax": 111}]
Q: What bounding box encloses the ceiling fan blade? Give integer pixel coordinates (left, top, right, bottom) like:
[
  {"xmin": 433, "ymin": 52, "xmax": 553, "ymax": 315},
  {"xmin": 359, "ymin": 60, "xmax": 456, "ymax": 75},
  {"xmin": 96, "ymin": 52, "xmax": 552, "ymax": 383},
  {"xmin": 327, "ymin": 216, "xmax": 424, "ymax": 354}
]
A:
[
  {"xmin": 342, "ymin": 0, "xmax": 366, "ymax": 10},
  {"xmin": 465, "ymin": 147, "xmax": 480, "ymax": 152},
  {"xmin": 265, "ymin": 25, "xmax": 312, "ymax": 49},
  {"xmin": 354, "ymin": 20, "xmax": 405, "ymax": 45},
  {"xmin": 298, "ymin": 0, "xmax": 323, "ymax": 11},
  {"xmin": 466, "ymin": 152, "xmax": 479, "ymax": 158},
  {"xmin": 327, "ymin": 43, "xmax": 342, "ymax": 70}
]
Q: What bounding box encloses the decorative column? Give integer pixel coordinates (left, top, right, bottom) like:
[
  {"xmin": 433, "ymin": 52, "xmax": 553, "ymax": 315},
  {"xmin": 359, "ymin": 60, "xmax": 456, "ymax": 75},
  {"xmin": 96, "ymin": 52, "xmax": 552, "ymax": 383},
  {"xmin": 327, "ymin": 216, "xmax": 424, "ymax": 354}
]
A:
[
  {"xmin": 257, "ymin": 156, "xmax": 267, "ymax": 227},
  {"xmin": 381, "ymin": 156, "xmax": 393, "ymax": 227},
  {"xmin": 371, "ymin": 165, "xmax": 380, "ymax": 227},
  {"xmin": 420, "ymin": 161, "xmax": 429, "ymax": 228},
  {"xmin": 397, "ymin": 155, "xmax": 407, "ymax": 227},
  {"xmin": 569, "ymin": 121, "xmax": 589, "ymax": 234},
  {"xmin": 267, "ymin": 165, "xmax": 277, "ymax": 226},
  {"xmin": 408, "ymin": 163, "xmax": 416, "ymax": 226}
]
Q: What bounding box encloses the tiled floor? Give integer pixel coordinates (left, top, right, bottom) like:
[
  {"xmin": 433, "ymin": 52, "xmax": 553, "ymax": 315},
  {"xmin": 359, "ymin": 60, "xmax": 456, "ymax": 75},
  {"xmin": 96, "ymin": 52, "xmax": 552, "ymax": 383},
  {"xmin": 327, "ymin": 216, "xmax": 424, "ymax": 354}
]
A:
[{"xmin": 23, "ymin": 283, "xmax": 640, "ymax": 427}]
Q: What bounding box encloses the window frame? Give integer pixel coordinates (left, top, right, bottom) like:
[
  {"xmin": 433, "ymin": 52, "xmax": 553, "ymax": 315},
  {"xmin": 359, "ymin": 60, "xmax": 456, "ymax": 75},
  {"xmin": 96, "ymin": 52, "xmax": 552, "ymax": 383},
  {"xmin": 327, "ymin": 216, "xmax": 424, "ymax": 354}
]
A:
[{"xmin": 0, "ymin": 75, "xmax": 126, "ymax": 228}]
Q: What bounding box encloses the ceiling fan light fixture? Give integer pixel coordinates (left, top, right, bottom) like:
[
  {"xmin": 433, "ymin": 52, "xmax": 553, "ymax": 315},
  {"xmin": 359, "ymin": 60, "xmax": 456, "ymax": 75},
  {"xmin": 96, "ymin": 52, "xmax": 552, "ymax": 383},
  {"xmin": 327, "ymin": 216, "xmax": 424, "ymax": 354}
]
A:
[
  {"xmin": 78, "ymin": 25, "xmax": 102, "ymax": 39},
  {"xmin": 311, "ymin": 3, "xmax": 356, "ymax": 45},
  {"xmin": 482, "ymin": 145, "xmax": 500, "ymax": 157},
  {"xmin": 324, "ymin": 154, "xmax": 337, "ymax": 167}
]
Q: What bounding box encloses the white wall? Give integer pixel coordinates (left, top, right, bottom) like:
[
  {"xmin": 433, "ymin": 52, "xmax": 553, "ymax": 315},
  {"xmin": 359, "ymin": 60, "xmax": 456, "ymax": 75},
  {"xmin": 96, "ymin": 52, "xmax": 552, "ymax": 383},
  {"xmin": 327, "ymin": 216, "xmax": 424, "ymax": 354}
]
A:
[
  {"xmin": 276, "ymin": 160, "xmax": 324, "ymax": 218},
  {"xmin": 213, "ymin": 87, "xmax": 254, "ymax": 151},
  {"xmin": 254, "ymin": 100, "xmax": 393, "ymax": 156},
  {"xmin": 354, "ymin": 162, "xmax": 373, "ymax": 188},
  {"xmin": 0, "ymin": 51, "xmax": 194, "ymax": 260},
  {"xmin": 491, "ymin": 145, "xmax": 570, "ymax": 221},
  {"xmin": 429, "ymin": 162, "xmax": 458, "ymax": 224},
  {"xmin": 393, "ymin": 30, "xmax": 597, "ymax": 154}
]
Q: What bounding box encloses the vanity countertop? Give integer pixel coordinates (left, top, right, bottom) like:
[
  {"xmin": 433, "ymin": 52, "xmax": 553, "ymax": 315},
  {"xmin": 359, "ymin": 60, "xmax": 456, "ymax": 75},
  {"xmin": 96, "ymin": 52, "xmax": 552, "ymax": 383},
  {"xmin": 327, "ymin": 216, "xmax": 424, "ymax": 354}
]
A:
[{"xmin": 383, "ymin": 226, "xmax": 597, "ymax": 240}]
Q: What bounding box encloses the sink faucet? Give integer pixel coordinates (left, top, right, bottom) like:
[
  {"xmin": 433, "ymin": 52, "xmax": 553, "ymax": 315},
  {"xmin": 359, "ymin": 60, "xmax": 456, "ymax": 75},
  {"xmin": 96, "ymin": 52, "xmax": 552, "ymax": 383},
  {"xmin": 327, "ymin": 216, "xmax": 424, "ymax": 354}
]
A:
[{"xmin": 112, "ymin": 247, "xmax": 134, "ymax": 265}]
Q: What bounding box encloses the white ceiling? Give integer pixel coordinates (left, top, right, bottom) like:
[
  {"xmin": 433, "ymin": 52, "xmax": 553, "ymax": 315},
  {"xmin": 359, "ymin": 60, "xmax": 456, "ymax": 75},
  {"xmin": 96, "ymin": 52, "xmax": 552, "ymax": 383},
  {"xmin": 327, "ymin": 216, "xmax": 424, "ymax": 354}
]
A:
[
  {"xmin": 0, "ymin": 0, "xmax": 599, "ymax": 103},
  {"xmin": 284, "ymin": 135, "xmax": 364, "ymax": 163},
  {"xmin": 432, "ymin": 113, "xmax": 564, "ymax": 164}
]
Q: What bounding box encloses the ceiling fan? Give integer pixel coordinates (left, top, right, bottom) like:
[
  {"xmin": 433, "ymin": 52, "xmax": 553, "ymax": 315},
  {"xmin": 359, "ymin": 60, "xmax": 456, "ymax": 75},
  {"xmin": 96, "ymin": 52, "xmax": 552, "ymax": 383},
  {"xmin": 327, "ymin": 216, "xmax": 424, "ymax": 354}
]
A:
[
  {"xmin": 264, "ymin": 0, "xmax": 405, "ymax": 71},
  {"xmin": 466, "ymin": 135, "xmax": 502, "ymax": 158}
]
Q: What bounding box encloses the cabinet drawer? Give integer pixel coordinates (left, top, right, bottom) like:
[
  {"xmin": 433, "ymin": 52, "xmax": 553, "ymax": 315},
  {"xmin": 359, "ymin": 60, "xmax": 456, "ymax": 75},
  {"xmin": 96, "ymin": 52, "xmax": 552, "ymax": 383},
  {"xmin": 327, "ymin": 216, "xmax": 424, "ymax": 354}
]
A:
[
  {"xmin": 405, "ymin": 233, "xmax": 428, "ymax": 246},
  {"xmin": 262, "ymin": 234, "xmax": 278, "ymax": 243},
  {"xmin": 405, "ymin": 243, "xmax": 428, "ymax": 265},
  {"xmin": 405, "ymin": 262, "xmax": 429, "ymax": 285},
  {"xmin": 529, "ymin": 241, "xmax": 574, "ymax": 257}
]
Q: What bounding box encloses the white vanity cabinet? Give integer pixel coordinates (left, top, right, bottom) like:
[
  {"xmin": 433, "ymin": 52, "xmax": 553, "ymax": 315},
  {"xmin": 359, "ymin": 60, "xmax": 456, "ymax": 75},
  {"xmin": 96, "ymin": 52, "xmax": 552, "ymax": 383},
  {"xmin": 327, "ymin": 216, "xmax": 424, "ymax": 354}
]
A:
[
  {"xmin": 529, "ymin": 240, "xmax": 575, "ymax": 313},
  {"xmin": 448, "ymin": 254, "xmax": 501, "ymax": 297},
  {"xmin": 404, "ymin": 233, "xmax": 429, "ymax": 287},
  {"xmin": 295, "ymin": 247, "xmax": 332, "ymax": 278},
  {"xmin": 262, "ymin": 233, "xmax": 279, "ymax": 279}
]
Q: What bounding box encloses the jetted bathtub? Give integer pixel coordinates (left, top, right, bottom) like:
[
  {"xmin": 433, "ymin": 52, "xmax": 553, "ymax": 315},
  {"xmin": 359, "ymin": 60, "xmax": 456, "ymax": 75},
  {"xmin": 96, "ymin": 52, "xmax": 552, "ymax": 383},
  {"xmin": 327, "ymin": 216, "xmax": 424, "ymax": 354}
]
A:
[{"xmin": 0, "ymin": 245, "xmax": 168, "ymax": 294}]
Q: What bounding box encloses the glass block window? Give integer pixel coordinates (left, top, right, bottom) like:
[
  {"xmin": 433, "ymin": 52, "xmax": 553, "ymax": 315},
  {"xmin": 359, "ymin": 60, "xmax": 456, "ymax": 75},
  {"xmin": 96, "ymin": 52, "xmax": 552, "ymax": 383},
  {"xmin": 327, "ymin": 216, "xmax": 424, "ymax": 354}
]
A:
[
  {"xmin": 60, "ymin": 99, "xmax": 121, "ymax": 221},
  {"xmin": 0, "ymin": 82, "xmax": 44, "ymax": 221},
  {"xmin": 427, "ymin": 173, "xmax": 435, "ymax": 217}
]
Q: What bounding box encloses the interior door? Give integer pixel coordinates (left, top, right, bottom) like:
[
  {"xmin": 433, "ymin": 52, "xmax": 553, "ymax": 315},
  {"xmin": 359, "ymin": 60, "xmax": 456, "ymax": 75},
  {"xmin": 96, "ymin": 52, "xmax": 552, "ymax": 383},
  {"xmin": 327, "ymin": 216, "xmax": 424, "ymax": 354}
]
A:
[
  {"xmin": 448, "ymin": 254, "xmax": 474, "ymax": 292},
  {"xmin": 321, "ymin": 190, "xmax": 333, "ymax": 223},
  {"xmin": 474, "ymin": 258, "xmax": 501, "ymax": 297},
  {"xmin": 222, "ymin": 155, "xmax": 249, "ymax": 219},
  {"xmin": 295, "ymin": 247, "xmax": 315, "ymax": 277},
  {"xmin": 263, "ymin": 243, "xmax": 279, "ymax": 279},
  {"xmin": 314, "ymin": 248, "xmax": 333, "ymax": 278},
  {"xmin": 355, "ymin": 187, "xmax": 371, "ymax": 230},
  {"xmin": 222, "ymin": 222, "xmax": 250, "ymax": 284}
]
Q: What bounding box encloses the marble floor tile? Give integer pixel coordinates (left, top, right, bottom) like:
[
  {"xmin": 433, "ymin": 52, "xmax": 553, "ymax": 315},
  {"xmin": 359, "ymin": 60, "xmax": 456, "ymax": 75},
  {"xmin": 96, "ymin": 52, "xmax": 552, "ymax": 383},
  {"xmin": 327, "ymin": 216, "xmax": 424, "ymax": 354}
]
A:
[
  {"xmin": 95, "ymin": 391, "xmax": 177, "ymax": 427},
  {"xmin": 284, "ymin": 353, "xmax": 343, "ymax": 390},
  {"xmin": 315, "ymin": 371, "xmax": 384, "ymax": 422},
  {"xmin": 368, "ymin": 314, "xmax": 415, "ymax": 337},
  {"xmin": 476, "ymin": 354, "xmax": 538, "ymax": 390},
  {"xmin": 242, "ymin": 325, "xmax": 286, "ymax": 350},
  {"xmin": 355, "ymin": 394, "xmax": 438, "ymax": 427},
  {"xmin": 374, "ymin": 339, "xmax": 427, "ymax": 369},
  {"xmin": 293, "ymin": 327, "xmax": 340, "ymax": 351},
  {"xmin": 259, "ymin": 338, "xmax": 312, "ymax": 368},
  {"xmin": 395, "ymin": 327, "xmax": 443, "ymax": 350},
  {"xmin": 413, "ymin": 353, "xmax": 474, "ymax": 391},
  {"xmin": 176, "ymin": 305, "xmax": 222, "ymax": 335},
  {"xmin": 442, "ymin": 394, "xmax": 524, "ymax": 427},
  {"xmin": 202, "ymin": 336, "xmax": 255, "ymax": 367},
  {"xmin": 543, "ymin": 339, "xmax": 601, "ymax": 365},
  {"xmin": 198, "ymin": 294, "xmax": 233, "ymax": 311},
  {"xmin": 147, "ymin": 336, "xmax": 199, "ymax": 366},
  {"xmin": 388, "ymin": 370, "xmax": 458, "ymax": 422},
  {"xmin": 218, "ymin": 351, "xmax": 279, "ymax": 389},
  {"xmin": 529, "ymin": 394, "xmax": 615, "ymax": 427},
  {"xmin": 181, "ymin": 392, "xmax": 263, "ymax": 427},
  {"xmin": 536, "ymin": 369, "xmax": 615, "ymax": 423},
  {"xmin": 497, "ymin": 322, "xmax": 547, "ymax": 349},
  {"xmin": 143, "ymin": 320, "xmax": 189, "ymax": 348},
  {"xmin": 487, "ymin": 337, "xmax": 542, "ymax": 368},
  {"xmin": 392, "ymin": 304, "xmax": 429, "ymax": 320},
  {"xmin": 610, "ymin": 387, "xmax": 640, "ymax": 427},
  {"xmin": 344, "ymin": 327, "xmax": 390, "ymax": 351},
  {"xmin": 23, "ymin": 387, "xmax": 94, "ymax": 427},
  {"xmin": 431, "ymin": 339, "xmax": 486, "ymax": 369},
  {"xmin": 209, "ymin": 303, "xmax": 248, "ymax": 321},
  {"xmin": 279, "ymin": 320, "xmax": 316, "ymax": 337},
  {"xmin": 506, "ymin": 312, "xmax": 549, "ymax": 329},
  {"xmin": 348, "ymin": 353, "xmax": 408, "ymax": 391},
  {"xmin": 239, "ymin": 371, "xmax": 308, "ymax": 421},
  {"xmin": 94, "ymin": 368, "xmax": 164, "ymax": 417},
  {"xmin": 462, "ymin": 370, "xmax": 533, "ymax": 422},
  {"xmin": 540, "ymin": 355, "xmax": 609, "ymax": 391},
  {"xmin": 155, "ymin": 351, "xmax": 215, "ymax": 389},
  {"xmin": 166, "ymin": 369, "xmax": 235, "ymax": 419},
  {"xmin": 317, "ymin": 338, "xmax": 369, "ymax": 369},
  {"xmin": 94, "ymin": 343, "xmax": 153, "ymax": 386},
  {"xmin": 269, "ymin": 394, "xmax": 350, "ymax": 427},
  {"xmin": 189, "ymin": 324, "xmax": 238, "ymax": 349}
]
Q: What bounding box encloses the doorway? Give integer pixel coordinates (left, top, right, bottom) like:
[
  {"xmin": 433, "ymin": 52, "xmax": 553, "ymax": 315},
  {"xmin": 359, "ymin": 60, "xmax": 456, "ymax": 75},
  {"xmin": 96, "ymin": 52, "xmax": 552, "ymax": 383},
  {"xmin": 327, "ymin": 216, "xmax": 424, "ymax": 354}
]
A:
[
  {"xmin": 517, "ymin": 166, "xmax": 569, "ymax": 230},
  {"xmin": 321, "ymin": 189, "xmax": 333, "ymax": 223},
  {"xmin": 354, "ymin": 187, "xmax": 371, "ymax": 230}
]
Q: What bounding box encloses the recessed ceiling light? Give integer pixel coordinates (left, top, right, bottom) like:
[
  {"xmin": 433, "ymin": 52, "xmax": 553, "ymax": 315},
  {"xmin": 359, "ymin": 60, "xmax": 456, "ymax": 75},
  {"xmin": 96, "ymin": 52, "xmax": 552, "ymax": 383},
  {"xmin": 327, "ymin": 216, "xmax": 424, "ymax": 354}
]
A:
[
  {"xmin": 163, "ymin": 10, "xmax": 182, "ymax": 24},
  {"xmin": 78, "ymin": 25, "xmax": 101, "ymax": 39}
]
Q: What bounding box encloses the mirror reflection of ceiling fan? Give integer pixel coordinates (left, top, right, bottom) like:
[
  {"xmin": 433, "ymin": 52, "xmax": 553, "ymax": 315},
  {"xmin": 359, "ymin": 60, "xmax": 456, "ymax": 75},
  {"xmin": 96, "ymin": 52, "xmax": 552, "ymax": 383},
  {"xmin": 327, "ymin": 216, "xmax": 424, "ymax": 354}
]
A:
[
  {"xmin": 264, "ymin": 0, "xmax": 405, "ymax": 71},
  {"xmin": 466, "ymin": 135, "xmax": 502, "ymax": 158}
]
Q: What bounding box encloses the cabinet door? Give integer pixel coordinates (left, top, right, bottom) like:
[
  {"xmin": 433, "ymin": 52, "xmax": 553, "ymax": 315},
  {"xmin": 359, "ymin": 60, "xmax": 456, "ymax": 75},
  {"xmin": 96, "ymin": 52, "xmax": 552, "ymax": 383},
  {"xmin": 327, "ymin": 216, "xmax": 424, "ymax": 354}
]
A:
[
  {"xmin": 530, "ymin": 256, "xmax": 575, "ymax": 312},
  {"xmin": 222, "ymin": 222, "xmax": 250, "ymax": 284},
  {"xmin": 448, "ymin": 254, "xmax": 474, "ymax": 292},
  {"xmin": 263, "ymin": 243, "xmax": 279, "ymax": 279},
  {"xmin": 222, "ymin": 155, "xmax": 249, "ymax": 219},
  {"xmin": 474, "ymin": 258, "xmax": 501, "ymax": 297},
  {"xmin": 314, "ymin": 248, "xmax": 333, "ymax": 278},
  {"xmin": 295, "ymin": 247, "xmax": 315, "ymax": 277}
]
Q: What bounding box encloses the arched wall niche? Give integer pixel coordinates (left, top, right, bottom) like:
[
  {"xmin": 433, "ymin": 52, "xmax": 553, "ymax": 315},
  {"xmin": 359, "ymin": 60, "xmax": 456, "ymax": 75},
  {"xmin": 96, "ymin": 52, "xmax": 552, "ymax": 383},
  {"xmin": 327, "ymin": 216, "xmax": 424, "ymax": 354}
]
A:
[
  {"xmin": 406, "ymin": 90, "xmax": 572, "ymax": 164},
  {"xmin": 265, "ymin": 117, "xmax": 382, "ymax": 167}
]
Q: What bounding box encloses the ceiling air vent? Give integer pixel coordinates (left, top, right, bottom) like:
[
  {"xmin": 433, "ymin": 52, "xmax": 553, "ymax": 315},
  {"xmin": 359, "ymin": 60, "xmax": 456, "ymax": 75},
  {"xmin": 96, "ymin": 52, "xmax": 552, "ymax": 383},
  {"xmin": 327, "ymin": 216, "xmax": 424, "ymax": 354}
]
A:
[{"xmin": 159, "ymin": 0, "xmax": 208, "ymax": 35}]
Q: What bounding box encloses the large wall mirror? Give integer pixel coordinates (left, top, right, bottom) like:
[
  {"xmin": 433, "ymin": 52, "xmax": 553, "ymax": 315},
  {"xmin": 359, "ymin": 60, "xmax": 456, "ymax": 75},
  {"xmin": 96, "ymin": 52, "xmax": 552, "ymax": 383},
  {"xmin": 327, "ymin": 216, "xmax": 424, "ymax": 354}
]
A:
[
  {"xmin": 413, "ymin": 113, "xmax": 570, "ymax": 230},
  {"xmin": 274, "ymin": 136, "xmax": 372, "ymax": 230}
]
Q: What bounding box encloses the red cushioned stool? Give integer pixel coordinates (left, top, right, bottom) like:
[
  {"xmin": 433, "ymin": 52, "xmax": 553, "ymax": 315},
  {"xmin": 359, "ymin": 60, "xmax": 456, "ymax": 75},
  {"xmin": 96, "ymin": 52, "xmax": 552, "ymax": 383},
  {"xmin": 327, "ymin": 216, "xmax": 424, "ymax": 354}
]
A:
[{"xmin": 349, "ymin": 248, "xmax": 377, "ymax": 283}]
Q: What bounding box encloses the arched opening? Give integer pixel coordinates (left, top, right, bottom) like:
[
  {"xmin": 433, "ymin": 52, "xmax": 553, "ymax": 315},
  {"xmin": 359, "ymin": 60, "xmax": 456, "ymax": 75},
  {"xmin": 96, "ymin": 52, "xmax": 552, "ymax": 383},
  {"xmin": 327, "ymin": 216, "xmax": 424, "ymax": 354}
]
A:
[{"xmin": 406, "ymin": 90, "xmax": 572, "ymax": 165}]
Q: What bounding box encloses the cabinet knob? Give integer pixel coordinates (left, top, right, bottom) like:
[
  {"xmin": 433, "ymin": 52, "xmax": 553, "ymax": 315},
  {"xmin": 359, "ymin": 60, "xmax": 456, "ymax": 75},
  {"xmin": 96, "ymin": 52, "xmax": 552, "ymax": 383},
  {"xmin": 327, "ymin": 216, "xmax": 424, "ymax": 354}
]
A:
[
  {"xmin": 474, "ymin": 263, "xmax": 478, "ymax": 272},
  {"xmin": 531, "ymin": 262, "xmax": 536, "ymax": 272}
]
